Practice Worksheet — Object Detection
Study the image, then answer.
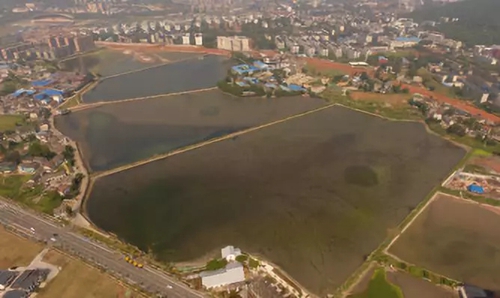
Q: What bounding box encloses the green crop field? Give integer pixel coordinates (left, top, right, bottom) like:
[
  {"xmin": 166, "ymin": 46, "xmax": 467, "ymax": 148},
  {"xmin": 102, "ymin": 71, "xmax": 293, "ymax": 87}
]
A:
[{"xmin": 351, "ymin": 268, "xmax": 403, "ymax": 298}]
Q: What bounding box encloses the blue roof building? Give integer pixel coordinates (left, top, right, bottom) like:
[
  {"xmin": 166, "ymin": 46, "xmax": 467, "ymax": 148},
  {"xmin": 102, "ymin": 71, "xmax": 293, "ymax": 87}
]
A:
[
  {"xmin": 31, "ymin": 79, "xmax": 53, "ymax": 87},
  {"xmin": 33, "ymin": 88, "xmax": 64, "ymax": 103},
  {"xmin": 395, "ymin": 36, "xmax": 421, "ymax": 43},
  {"xmin": 253, "ymin": 60, "xmax": 269, "ymax": 70},
  {"xmin": 280, "ymin": 85, "xmax": 291, "ymax": 92},
  {"xmin": 288, "ymin": 84, "xmax": 306, "ymax": 92},
  {"xmin": 12, "ymin": 89, "xmax": 35, "ymax": 97},
  {"xmin": 231, "ymin": 64, "xmax": 260, "ymax": 75},
  {"xmin": 467, "ymin": 184, "xmax": 484, "ymax": 194}
]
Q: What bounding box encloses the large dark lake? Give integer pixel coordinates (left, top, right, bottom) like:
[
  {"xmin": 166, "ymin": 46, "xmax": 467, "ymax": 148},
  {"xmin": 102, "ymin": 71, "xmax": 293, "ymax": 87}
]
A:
[
  {"xmin": 82, "ymin": 55, "xmax": 229, "ymax": 103},
  {"xmin": 55, "ymin": 90, "xmax": 326, "ymax": 171},
  {"xmin": 61, "ymin": 49, "xmax": 200, "ymax": 78},
  {"xmin": 86, "ymin": 106, "xmax": 465, "ymax": 296}
]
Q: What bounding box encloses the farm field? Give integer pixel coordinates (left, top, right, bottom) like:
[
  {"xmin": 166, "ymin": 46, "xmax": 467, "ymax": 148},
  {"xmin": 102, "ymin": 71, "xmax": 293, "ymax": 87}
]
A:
[
  {"xmin": 350, "ymin": 267, "xmax": 457, "ymax": 298},
  {"xmin": 87, "ymin": 106, "xmax": 464, "ymax": 296},
  {"xmin": 389, "ymin": 194, "xmax": 500, "ymax": 290},
  {"xmin": 350, "ymin": 268, "xmax": 403, "ymax": 298},
  {"xmin": 349, "ymin": 92, "xmax": 411, "ymax": 108},
  {"xmin": 301, "ymin": 57, "xmax": 374, "ymax": 76},
  {"xmin": 39, "ymin": 250, "xmax": 142, "ymax": 298},
  {"xmin": 386, "ymin": 271, "xmax": 457, "ymax": 298},
  {"xmin": 0, "ymin": 227, "xmax": 42, "ymax": 268}
]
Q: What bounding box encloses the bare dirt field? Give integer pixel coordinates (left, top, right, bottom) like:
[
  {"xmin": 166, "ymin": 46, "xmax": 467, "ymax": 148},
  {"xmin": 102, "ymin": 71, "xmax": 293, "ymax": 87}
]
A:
[
  {"xmin": 0, "ymin": 227, "xmax": 42, "ymax": 268},
  {"xmin": 39, "ymin": 250, "xmax": 142, "ymax": 298},
  {"xmin": 301, "ymin": 57, "xmax": 375, "ymax": 76},
  {"xmin": 386, "ymin": 271, "xmax": 458, "ymax": 298},
  {"xmin": 468, "ymin": 156, "xmax": 500, "ymax": 175},
  {"xmin": 389, "ymin": 194, "xmax": 500, "ymax": 290},
  {"xmin": 349, "ymin": 92, "xmax": 411, "ymax": 107}
]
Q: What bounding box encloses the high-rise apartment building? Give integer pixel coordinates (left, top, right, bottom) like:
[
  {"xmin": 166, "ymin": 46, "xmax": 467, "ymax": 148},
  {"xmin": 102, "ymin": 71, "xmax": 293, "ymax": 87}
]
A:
[{"xmin": 216, "ymin": 36, "xmax": 250, "ymax": 52}]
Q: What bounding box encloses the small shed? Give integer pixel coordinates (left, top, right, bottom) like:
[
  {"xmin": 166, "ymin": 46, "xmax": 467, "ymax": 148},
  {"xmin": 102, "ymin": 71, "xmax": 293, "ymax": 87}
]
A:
[{"xmin": 467, "ymin": 184, "xmax": 484, "ymax": 194}]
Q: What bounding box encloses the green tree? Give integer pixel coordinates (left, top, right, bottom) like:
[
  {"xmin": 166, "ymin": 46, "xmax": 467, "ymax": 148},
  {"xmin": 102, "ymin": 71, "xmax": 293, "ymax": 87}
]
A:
[
  {"xmin": 4, "ymin": 151, "xmax": 21, "ymax": 164},
  {"xmin": 206, "ymin": 258, "xmax": 228, "ymax": 271},
  {"xmin": 28, "ymin": 142, "xmax": 56, "ymax": 160},
  {"xmin": 248, "ymin": 258, "xmax": 260, "ymax": 269},
  {"xmin": 235, "ymin": 255, "xmax": 248, "ymax": 263},
  {"xmin": 63, "ymin": 145, "xmax": 75, "ymax": 166}
]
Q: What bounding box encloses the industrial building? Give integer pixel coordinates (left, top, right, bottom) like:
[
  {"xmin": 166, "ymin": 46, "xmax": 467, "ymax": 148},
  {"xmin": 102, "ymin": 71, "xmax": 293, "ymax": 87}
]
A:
[
  {"xmin": 217, "ymin": 36, "xmax": 250, "ymax": 52},
  {"xmin": 0, "ymin": 270, "xmax": 19, "ymax": 290},
  {"xmin": 458, "ymin": 284, "xmax": 500, "ymax": 298},
  {"xmin": 3, "ymin": 290, "xmax": 28, "ymax": 298},
  {"xmin": 200, "ymin": 262, "xmax": 245, "ymax": 289},
  {"xmin": 10, "ymin": 269, "xmax": 49, "ymax": 293}
]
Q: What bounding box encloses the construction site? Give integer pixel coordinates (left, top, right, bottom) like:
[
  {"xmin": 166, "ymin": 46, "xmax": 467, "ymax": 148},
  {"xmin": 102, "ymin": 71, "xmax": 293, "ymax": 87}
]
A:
[{"xmin": 444, "ymin": 170, "xmax": 500, "ymax": 200}]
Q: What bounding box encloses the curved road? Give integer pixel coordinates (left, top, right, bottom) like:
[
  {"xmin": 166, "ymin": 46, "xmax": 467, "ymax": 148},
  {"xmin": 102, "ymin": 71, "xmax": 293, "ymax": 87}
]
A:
[{"xmin": 0, "ymin": 200, "xmax": 204, "ymax": 298}]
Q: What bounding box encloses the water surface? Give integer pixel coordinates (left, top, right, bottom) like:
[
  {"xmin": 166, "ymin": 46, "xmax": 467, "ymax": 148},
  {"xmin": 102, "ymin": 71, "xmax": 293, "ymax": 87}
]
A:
[
  {"xmin": 56, "ymin": 90, "xmax": 326, "ymax": 171},
  {"xmin": 87, "ymin": 106, "xmax": 465, "ymax": 295},
  {"xmin": 82, "ymin": 55, "xmax": 229, "ymax": 103}
]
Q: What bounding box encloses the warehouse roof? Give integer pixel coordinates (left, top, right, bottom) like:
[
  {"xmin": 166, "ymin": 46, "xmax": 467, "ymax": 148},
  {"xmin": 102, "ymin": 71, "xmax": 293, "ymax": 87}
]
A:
[
  {"xmin": 0, "ymin": 270, "xmax": 19, "ymax": 286},
  {"xmin": 11, "ymin": 269, "xmax": 49, "ymax": 290},
  {"xmin": 3, "ymin": 290, "xmax": 27, "ymax": 298},
  {"xmin": 200, "ymin": 262, "xmax": 245, "ymax": 288}
]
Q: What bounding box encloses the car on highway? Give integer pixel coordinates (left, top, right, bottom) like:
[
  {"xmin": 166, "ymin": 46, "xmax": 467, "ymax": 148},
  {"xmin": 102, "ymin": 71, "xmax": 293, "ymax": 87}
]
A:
[{"xmin": 167, "ymin": 285, "xmax": 173, "ymax": 289}]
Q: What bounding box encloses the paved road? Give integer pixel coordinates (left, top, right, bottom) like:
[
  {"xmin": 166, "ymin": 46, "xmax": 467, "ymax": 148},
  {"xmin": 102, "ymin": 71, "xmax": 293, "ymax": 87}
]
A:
[{"xmin": 0, "ymin": 200, "xmax": 204, "ymax": 298}]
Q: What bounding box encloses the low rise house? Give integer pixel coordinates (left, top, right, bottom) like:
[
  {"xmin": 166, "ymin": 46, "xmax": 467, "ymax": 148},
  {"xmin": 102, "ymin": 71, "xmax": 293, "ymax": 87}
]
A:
[
  {"xmin": 41, "ymin": 171, "xmax": 66, "ymax": 184},
  {"xmin": 221, "ymin": 246, "xmax": 242, "ymax": 262}
]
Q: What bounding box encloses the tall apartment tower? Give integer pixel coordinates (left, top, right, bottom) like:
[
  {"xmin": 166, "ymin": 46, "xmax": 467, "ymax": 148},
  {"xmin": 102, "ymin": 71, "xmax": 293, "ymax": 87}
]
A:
[
  {"xmin": 217, "ymin": 36, "xmax": 250, "ymax": 52},
  {"xmin": 194, "ymin": 33, "xmax": 203, "ymax": 46}
]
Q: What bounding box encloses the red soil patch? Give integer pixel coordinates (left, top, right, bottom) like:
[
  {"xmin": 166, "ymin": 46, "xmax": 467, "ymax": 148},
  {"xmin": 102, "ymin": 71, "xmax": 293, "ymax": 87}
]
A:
[
  {"xmin": 400, "ymin": 83, "xmax": 500, "ymax": 124},
  {"xmin": 301, "ymin": 57, "xmax": 375, "ymax": 76},
  {"xmin": 349, "ymin": 91, "xmax": 410, "ymax": 106},
  {"xmin": 471, "ymin": 157, "xmax": 500, "ymax": 174}
]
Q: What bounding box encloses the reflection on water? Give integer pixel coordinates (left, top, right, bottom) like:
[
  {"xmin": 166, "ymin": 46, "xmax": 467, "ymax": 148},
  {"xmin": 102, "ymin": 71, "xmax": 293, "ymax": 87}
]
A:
[
  {"xmin": 55, "ymin": 90, "xmax": 327, "ymax": 171},
  {"xmin": 82, "ymin": 55, "xmax": 230, "ymax": 103},
  {"xmin": 86, "ymin": 106, "xmax": 465, "ymax": 296}
]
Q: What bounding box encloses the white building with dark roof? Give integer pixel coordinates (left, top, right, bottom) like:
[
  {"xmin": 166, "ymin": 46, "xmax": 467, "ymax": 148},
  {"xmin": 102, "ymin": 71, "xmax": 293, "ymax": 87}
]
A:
[{"xmin": 200, "ymin": 262, "xmax": 245, "ymax": 289}]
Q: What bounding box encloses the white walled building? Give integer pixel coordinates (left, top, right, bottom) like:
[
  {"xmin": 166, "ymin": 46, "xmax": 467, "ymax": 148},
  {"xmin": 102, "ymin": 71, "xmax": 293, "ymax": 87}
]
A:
[
  {"xmin": 182, "ymin": 34, "xmax": 190, "ymax": 45},
  {"xmin": 221, "ymin": 246, "xmax": 241, "ymax": 262},
  {"xmin": 217, "ymin": 36, "xmax": 250, "ymax": 52},
  {"xmin": 200, "ymin": 262, "xmax": 245, "ymax": 289},
  {"xmin": 194, "ymin": 33, "xmax": 203, "ymax": 46}
]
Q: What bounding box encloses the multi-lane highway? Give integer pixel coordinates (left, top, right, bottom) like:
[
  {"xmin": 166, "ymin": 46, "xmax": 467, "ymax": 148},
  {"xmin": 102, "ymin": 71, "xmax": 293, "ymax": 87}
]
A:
[{"xmin": 0, "ymin": 200, "xmax": 204, "ymax": 298}]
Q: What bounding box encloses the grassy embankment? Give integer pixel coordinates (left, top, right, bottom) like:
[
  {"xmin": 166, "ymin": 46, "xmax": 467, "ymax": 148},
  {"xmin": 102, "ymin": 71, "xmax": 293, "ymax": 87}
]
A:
[
  {"xmin": 350, "ymin": 268, "xmax": 403, "ymax": 298},
  {"xmin": 0, "ymin": 114, "xmax": 25, "ymax": 131},
  {"xmin": 0, "ymin": 175, "xmax": 63, "ymax": 214}
]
